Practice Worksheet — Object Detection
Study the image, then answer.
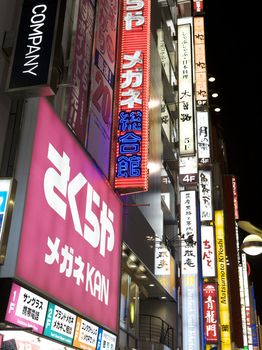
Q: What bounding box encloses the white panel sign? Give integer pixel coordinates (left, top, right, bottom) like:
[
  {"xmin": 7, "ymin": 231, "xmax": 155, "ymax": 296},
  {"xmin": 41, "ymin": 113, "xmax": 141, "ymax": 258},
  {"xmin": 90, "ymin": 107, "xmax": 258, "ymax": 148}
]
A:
[
  {"xmin": 155, "ymin": 240, "xmax": 171, "ymax": 276},
  {"xmin": 180, "ymin": 191, "xmax": 198, "ymax": 274},
  {"xmin": 199, "ymin": 170, "xmax": 213, "ymax": 221},
  {"xmin": 182, "ymin": 274, "xmax": 200, "ymax": 350},
  {"xmin": 201, "ymin": 225, "xmax": 216, "ymax": 277},
  {"xmin": 178, "ymin": 23, "xmax": 195, "ymax": 156},
  {"xmin": 197, "ymin": 111, "xmax": 210, "ymax": 162}
]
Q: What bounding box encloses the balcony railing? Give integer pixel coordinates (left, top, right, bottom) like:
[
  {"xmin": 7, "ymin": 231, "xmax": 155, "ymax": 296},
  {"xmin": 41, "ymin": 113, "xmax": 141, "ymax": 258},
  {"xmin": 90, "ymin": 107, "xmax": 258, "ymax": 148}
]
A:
[{"xmin": 139, "ymin": 314, "xmax": 174, "ymax": 349}]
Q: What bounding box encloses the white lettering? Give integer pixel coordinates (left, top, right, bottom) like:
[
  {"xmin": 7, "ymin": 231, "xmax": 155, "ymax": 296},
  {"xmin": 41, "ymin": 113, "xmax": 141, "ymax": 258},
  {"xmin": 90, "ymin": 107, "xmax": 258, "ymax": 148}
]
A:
[
  {"xmin": 22, "ymin": 4, "xmax": 47, "ymax": 77},
  {"xmin": 86, "ymin": 263, "xmax": 109, "ymax": 304},
  {"xmin": 44, "ymin": 143, "xmax": 116, "ymax": 257}
]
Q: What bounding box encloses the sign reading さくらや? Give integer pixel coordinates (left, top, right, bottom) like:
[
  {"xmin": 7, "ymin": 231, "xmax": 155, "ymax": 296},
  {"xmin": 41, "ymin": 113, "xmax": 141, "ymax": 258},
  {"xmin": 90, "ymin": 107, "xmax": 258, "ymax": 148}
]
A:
[{"xmin": 16, "ymin": 98, "xmax": 122, "ymax": 333}]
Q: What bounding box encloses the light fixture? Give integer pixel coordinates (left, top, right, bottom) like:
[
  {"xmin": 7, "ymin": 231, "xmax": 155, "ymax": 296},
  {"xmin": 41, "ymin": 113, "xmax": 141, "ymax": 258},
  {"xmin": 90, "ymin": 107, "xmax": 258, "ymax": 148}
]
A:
[
  {"xmin": 211, "ymin": 92, "xmax": 218, "ymax": 98},
  {"xmin": 241, "ymin": 234, "xmax": 262, "ymax": 256},
  {"xmin": 238, "ymin": 221, "xmax": 262, "ymax": 256},
  {"xmin": 208, "ymin": 76, "xmax": 216, "ymax": 82},
  {"xmin": 214, "ymin": 107, "xmax": 221, "ymax": 112}
]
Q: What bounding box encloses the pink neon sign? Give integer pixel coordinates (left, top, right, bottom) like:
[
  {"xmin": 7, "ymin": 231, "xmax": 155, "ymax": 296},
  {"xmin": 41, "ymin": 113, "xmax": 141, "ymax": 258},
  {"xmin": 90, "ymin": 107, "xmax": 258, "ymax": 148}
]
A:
[{"xmin": 16, "ymin": 98, "xmax": 122, "ymax": 332}]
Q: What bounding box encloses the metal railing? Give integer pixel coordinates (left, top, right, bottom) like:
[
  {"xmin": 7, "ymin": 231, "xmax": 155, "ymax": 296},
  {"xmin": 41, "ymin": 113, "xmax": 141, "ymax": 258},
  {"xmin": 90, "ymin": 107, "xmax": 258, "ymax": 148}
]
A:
[{"xmin": 139, "ymin": 314, "xmax": 174, "ymax": 349}]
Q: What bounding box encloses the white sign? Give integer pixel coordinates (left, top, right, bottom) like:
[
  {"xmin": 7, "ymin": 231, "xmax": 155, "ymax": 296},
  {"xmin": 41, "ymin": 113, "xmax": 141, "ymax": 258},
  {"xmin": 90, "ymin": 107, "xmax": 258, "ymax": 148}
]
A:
[
  {"xmin": 199, "ymin": 170, "xmax": 213, "ymax": 221},
  {"xmin": 201, "ymin": 225, "xmax": 216, "ymax": 277},
  {"xmin": 197, "ymin": 111, "xmax": 210, "ymax": 162},
  {"xmin": 155, "ymin": 240, "xmax": 171, "ymax": 276},
  {"xmin": 96, "ymin": 328, "xmax": 117, "ymax": 350},
  {"xmin": 180, "ymin": 191, "xmax": 198, "ymax": 274},
  {"xmin": 44, "ymin": 303, "xmax": 76, "ymax": 345},
  {"xmin": 178, "ymin": 23, "xmax": 195, "ymax": 156}
]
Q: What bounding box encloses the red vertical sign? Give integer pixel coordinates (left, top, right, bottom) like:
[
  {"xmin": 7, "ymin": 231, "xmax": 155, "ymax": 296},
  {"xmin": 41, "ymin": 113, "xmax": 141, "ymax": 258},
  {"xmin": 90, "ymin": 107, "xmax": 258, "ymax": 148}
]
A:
[
  {"xmin": 203, "ymin": 283, "xmax": 218, "ymax": 343},
  {"xmin": 113, "ymin": 0, "xmax": 150, "ymax": 194}
]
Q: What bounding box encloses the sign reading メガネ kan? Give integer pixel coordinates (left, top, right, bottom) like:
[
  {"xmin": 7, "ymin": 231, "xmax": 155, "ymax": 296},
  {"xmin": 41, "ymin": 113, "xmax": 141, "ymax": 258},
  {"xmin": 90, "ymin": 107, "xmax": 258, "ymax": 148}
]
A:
[{"xmin": 15, "ymin": 98, "xmax": 122, "ymax": 332}]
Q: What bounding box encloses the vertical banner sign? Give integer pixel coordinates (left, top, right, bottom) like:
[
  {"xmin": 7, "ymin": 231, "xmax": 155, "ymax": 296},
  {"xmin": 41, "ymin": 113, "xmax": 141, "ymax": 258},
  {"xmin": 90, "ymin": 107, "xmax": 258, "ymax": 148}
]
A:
[
  {"xmin": 7, "ymin": 0, "xmax": 62, "ymax": 96},
  {"xmin": 16, "ymin": 98, "xmax": 122, "ymax": 333},
  {"xmin": 193, "ymin": 0, "xmax": 203, "ymax": 13},
  {"xmin": 180, "ymin": 191, "xmax": 200, "ymax": 350},
  {"xmin": 203, "ymin": 283, "xmax": 218, "ymax": 343},
  {"xmin": 242, "ymin": 253, "xmax": 254, "ymax": 349},
  {"xmin": 66, "ymin": 0, "xmax": 95, "ymax": 144},
  {"xmin": 86, "ymin": 0, "xmax": 118, "ymax": 177},
  {"xmin": 199, "ymin": 170, "xmax": 213, "ymax": 221},
  {"xmin": 239, "ymin": 266, "xmax": 248, "ymax": 349},
  {"xmin": 114, "ymin": 0, "xmax": 151, "ymax": 193},
  {"xmin": 155, "ymin": 239, "xmax": 170, "ymax": 276},
  {"xmin": 178, "ymin": 23, "xmax": 195, "ymax": 156},
  {"xmin": 197, "ymin": 111, "xmax": 210, "ymax": 163},
  {"xmin": 215, "ymin": 210, "xmax": 232, "ymax": 349},
  {"xmin": 232, "ymin": 176, "xmax": 239, "ymax": 220},
  {"xmin": 180, "ymin": 191, "xmax": 198, "ymax": 275},
  {"xmin": 193, "ymin": 17, "xmax": 207, "ymax": 108},
  {"xmin": 201, "ymin": 225, "xmax": 216, "ymax": 277}
]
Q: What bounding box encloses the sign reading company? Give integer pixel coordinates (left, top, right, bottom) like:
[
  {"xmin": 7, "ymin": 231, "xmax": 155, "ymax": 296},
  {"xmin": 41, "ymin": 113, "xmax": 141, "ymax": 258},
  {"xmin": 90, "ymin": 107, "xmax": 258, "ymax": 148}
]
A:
[
  {"xmin": 114, "ymin": 0, "xmax": 151, "ymax": 193},
  {"xmin": 15, "ymin": 98, "xmax": 122, "ymax": 332},
  {"xmin": 7, "ymin": 0, "xmax": 62, "ymax": 95}
]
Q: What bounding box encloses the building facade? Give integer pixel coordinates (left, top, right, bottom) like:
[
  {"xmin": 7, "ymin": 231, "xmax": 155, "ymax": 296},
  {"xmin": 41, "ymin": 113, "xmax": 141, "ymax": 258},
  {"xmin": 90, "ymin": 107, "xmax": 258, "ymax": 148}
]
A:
[{"xmin": 0, "ymin": 0, "xmax": 259, "ymax": 350}]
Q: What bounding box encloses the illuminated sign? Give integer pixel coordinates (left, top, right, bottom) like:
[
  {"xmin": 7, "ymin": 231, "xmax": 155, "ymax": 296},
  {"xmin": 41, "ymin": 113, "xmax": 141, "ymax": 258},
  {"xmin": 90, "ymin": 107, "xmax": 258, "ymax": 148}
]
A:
[
  {"xmin": 193, "ymin": 0, "xmax": 203, "ymax": 13},
  {"xmin": 86, "ymin": 0, "xmax": 118, "ymax": 177},
  {"xmin": 44, "ymin": 303, "xmax": 76, "ymax": 345},
  {"xmin": 182, "ymin": 275, "xmax": 200, "ymax": 350},
  {"xmin": 73, "ymin": 317, "xmax": 99, "ymax": 350},
  {"xmin": 15, "ymin": 98, "xmax": 122, "ymax": 332},
  {"xmin": 197, "ymin": 111, "xmax": 210, "ymax": 163},
  {"xmin": 215, "ymin": 210, "xmax": 232, "ymax": 349},
  {"xmin": 203, "ymin": 283, "xmax": 218, "ymax": 343},
  {"xmin": 96, "ymin": 328, "xmax": 117, "ymax": 350},
  {"xmin": 6, "ymin": 0, "xmax": 64, "ymax": 96},
  {"xmin": 178, "ymin": 22, "xmax": 195, "ymax": 156},
  {"xmin": 232, "ymin": 176, "xmax": 239, "ymax": 220},
  {"xmin": 194, "ymin": 17, "xmax": 207, "ymax": 107},
  {"xmin": 180, "ymin": 190, "xmax": 198, "ymax": 274},
  {"xmin": 66, "ymin": 0, "xmax": 95, "ymax": 145},
  {"xmin": 201, "ymin": 225, "xmax": 216, "ymax": 277},
  {"xmin": 5, "ymin": 283, "xmax": 48, "ymax": 334},
  {"xmin": 242, "ymin": 253, "xmax": 254, "ymax": 348},
  {"xmin": 113, "ymin": 0, "xmax": 151, "ymax": 193},
  {"xmin": 155, "ymin": 239, "xmax": 170, "ymax": 276},
  {"xmin": 0, "ymin": 178, "xmax": 16, "ymax": 264},
  {"xmin": 179, "ymin": 156, "xmax": 198, "ymax": 185},
  {"xmin": 199, "ymin": 170, "xmax": 213, "ymax": 221}
]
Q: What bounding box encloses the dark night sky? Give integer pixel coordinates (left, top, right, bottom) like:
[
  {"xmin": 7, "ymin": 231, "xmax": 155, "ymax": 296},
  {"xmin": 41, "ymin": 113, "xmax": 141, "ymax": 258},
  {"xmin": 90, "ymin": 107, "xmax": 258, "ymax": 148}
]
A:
[{"xmin": 203, "ymin": 1, "xmax": 262, "ymax": 318}]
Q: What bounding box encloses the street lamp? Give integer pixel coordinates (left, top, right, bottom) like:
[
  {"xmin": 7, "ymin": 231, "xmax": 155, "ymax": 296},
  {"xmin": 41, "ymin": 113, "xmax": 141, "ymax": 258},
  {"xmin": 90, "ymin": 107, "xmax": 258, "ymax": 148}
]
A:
[{"xmin": 238, "ymin": 221, "xmax": 262, "ymax": 256}]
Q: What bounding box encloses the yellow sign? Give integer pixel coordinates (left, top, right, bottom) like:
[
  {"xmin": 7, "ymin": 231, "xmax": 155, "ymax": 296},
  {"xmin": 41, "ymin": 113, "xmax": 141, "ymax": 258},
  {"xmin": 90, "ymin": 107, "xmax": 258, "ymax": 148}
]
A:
[{"xmin": 215, "ymin": 210, "xmax": 232, "ymax": 349}]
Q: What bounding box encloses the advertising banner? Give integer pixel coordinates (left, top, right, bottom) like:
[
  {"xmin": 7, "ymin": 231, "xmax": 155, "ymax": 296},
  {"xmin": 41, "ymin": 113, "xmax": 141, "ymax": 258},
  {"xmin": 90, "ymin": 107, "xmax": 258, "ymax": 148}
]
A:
[
  {"xmin": 203, "ymin": 283, "xmax": 218, "ymax": 343},
  {"xmin": 73, "ymin": 317, "xmax": 99, "ymax": 349},
  {"xmin": 44, "ymin": 303, "xmax": 76, "ymax": 345},
  {"xmin": 16, "ymin": 97, "xmax": 122, "ymax": 332},
  {"xmin": 86, "ymin": 0, "xmax": 118, "ymax": 177},
  {"xmin": 7, "ymin": 0, "xmax": 64, "ymax": 96},
  {"xmin": 113, "ymin": 0, "xmax": 151, "ymax": 193},
  {"xmin": 5, "ymin": 283, "xmax": 48, "ymax": 334},
  {"xmin": 66, "ymin": 0, "xmax": 95, "ymax": 144}
]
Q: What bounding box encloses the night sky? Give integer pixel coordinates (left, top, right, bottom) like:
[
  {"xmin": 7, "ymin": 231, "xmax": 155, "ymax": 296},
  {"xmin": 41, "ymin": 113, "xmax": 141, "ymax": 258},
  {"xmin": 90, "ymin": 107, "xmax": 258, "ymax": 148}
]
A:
[{"xmin": 204, "ymin": 1, "xmax": 262, "ymax": 319}]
